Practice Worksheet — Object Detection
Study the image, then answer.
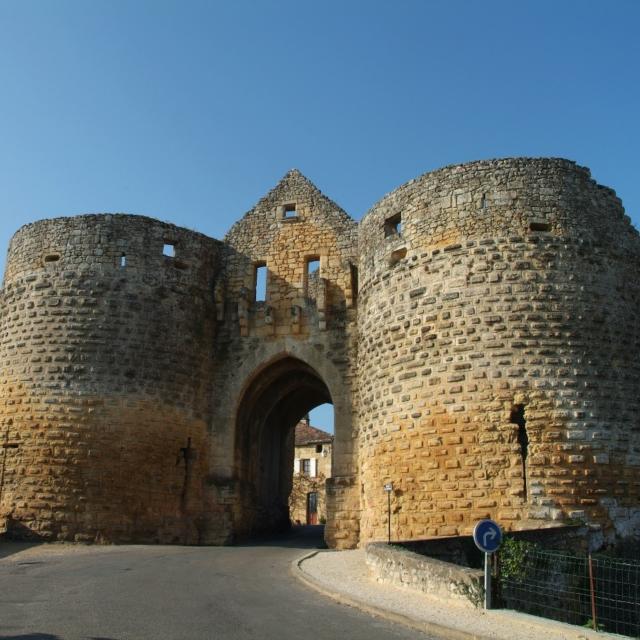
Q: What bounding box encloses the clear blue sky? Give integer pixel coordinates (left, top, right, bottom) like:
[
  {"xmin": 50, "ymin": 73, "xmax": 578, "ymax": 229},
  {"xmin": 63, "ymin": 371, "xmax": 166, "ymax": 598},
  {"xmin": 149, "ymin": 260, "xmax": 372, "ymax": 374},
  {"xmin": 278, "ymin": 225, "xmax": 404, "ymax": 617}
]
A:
[{"xmin": 1, "ymin": 1, "xmax": 639, "ymax": 432}]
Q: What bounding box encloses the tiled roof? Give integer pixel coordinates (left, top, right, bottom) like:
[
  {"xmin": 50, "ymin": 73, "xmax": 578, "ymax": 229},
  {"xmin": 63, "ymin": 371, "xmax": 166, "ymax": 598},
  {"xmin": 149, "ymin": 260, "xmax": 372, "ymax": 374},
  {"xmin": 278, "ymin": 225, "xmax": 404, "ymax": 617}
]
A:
[{"xmin": 294, "ymin": 420, "xmax": 333, "ymax": 446}]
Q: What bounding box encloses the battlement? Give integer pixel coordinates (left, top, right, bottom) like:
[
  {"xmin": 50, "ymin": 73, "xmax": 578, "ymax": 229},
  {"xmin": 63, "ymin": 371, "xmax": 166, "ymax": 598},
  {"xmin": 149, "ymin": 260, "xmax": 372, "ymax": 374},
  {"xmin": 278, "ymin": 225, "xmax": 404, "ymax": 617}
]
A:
[{"xmin": 4, "ymin": 213, "xmax": 220, "ymax": 283}]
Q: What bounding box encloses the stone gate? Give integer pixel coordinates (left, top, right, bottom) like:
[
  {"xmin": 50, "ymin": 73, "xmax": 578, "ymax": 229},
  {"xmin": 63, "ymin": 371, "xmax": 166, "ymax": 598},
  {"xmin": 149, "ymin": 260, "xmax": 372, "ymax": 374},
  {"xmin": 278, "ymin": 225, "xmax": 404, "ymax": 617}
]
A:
[{"xmin": 0, "ymin": 158, "xmax": 638, "ymax": 548}]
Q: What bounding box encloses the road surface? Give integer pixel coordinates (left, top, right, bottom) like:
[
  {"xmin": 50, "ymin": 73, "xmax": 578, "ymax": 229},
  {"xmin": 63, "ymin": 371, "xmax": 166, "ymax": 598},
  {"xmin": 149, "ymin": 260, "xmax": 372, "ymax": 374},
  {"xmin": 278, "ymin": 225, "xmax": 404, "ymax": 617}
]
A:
[{"xmin": 0, "ymin": 527, "xmax": 439, "ymax": 640}]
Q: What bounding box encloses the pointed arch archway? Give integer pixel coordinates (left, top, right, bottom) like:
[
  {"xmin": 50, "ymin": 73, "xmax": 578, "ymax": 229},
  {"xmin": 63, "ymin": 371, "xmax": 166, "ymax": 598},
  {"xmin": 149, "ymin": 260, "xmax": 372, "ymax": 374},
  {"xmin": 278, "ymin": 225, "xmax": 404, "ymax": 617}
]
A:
[
  {"xmin": 205, "ymin": 342, "xmax": 357, "ymax": 546},
  {"xmin": 233, "ymin": 355, "xmax": 333, "ymax": 537}
]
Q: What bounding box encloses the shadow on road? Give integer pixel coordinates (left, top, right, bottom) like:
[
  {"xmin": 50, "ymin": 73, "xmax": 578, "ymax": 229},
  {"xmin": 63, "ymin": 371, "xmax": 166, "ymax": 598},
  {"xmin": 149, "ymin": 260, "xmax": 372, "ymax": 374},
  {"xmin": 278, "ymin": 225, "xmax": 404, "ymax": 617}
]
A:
[
  {"xmin": 237, "ymin": 525, "xmax": 327, "ymax": 550},
  {"xmin": 0, "ymin": 633, "xmax": 62, "ymax": 640},
  {"xmin": 0, "ymin": 635, "xmax": 61, "ymax": 639},
  {"xmin": 0, "ymin": 525, "xmax": 327, "ymax": 557},
  {"xmin": 0, "ymin": 635, "xmax": 119, "ymax": 640},
  {"xmin": 0, "ymin": 542, "xmax": 44, "ymax": 561}
]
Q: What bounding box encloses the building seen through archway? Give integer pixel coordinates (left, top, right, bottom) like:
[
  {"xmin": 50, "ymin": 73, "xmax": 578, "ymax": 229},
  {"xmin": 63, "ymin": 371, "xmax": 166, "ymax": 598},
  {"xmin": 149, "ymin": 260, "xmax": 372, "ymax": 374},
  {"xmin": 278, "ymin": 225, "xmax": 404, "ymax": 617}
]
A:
[
  {"xmin": 290, "ymin": 416, "xmax": 333, "ymax": 526},
  {"xmin": 233, "ymin": 357, "xmax": 335, "ymax": 537}
]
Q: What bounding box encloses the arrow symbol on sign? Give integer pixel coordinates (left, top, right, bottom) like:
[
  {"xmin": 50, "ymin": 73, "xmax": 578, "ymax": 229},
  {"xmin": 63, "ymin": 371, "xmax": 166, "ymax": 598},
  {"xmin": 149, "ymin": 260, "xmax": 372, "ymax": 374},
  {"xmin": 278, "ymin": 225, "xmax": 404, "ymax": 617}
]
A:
[{"xmin": 483, "ymin": 529, "xmax": 497, "ymax": 547}]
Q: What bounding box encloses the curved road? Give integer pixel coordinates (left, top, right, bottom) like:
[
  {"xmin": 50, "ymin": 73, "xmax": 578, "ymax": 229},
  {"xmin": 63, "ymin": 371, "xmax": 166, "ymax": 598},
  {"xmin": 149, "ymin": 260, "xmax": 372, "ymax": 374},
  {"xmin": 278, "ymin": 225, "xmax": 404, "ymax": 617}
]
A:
[{"xmin": 0, "ymin": 527, "xmax": 438, "ymax": 640}]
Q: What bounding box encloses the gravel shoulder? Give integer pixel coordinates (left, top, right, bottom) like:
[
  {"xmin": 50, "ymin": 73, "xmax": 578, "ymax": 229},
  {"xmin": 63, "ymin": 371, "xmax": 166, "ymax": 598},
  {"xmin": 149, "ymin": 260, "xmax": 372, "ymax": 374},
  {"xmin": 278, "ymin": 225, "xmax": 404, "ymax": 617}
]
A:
[{"xmin": 296, "ymin": 549, "xmax": 624, "ymax": 640}]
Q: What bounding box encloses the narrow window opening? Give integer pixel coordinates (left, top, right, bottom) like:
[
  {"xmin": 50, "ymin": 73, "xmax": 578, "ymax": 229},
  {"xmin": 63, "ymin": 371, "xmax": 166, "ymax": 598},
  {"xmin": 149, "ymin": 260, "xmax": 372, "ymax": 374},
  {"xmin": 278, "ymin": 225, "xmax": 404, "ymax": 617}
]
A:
[
  {"xmin": 163, "ymin": 243, "xmax": 175, "ymax": 257},
  {"xmin": 44, "ymin": 254, "xmax": 60, "ymax": 263},
  {"xmin": 306, "ymin": 257, "xmax": 320, "ymax": 297},
  {"xmin": 530, "ymin": 220, "xmax": 551, "ymax": 232},
  {"xmin": 283, "ymin": 203, "xmax": 298, "ymax": 219},
  {"xmin": 254, "ymin": 263, "xmax": 267, "ymax": 302},
  {"xmin": 307, "ymin": 257, "xmax": 320, "ymax": 275},
  {"xmin": 119, "ymin": 254, "xmax": 126, "ymax": 268},
  {"xmin": 350, "ymin": 263, "xmax": 359, "ymax": 305},
  {"xmin": 384, "ymin": 213, "xmax": 402, "ymax": 237},
  {"xmin": 480, "ymin": 193, "xmax": 487, "ymax": 209},
  {"xmin": 510, "ymin": 404, "xmax": 529, "ymax": 501}
]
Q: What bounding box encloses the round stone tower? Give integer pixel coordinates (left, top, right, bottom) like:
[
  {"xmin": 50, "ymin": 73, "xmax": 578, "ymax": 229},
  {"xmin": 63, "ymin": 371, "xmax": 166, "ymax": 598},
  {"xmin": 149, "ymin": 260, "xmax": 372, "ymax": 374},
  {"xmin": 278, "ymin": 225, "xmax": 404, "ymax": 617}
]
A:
[
  {"xmin": 0, "ymin": 214, "xmax": 221, "ymax": 542},
  {"xmin": 357, "ymin": 158, "xmax": 640, "ymax": 544},
  {"xmin": 1, "ymin": 159, "xmax": 638, "ymax": 549}
]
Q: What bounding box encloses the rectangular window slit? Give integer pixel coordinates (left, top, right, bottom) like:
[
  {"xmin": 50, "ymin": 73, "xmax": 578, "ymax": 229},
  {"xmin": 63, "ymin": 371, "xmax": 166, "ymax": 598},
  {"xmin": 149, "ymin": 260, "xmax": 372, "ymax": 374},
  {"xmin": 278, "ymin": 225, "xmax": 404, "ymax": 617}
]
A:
[
  {"xmin": 384, "ymin": 213, "xmax": 402, "ymax": 237},
  {"xmin": 120, "ymin": 254, "xmax": 126, "ymax": 268},
  {"xmin": 255, "ymin": 263, "xmax": 267, "ymax": 302},
  {"xmin": 306, "ymin": 257, "xmax": 320, "ymax": 296},
  {"xmin": 307, "ymin": 258, "xmax": 320, "ymax": 275},
  {"xmin": 530, "ymin": 221, "xmax": 551, "ymax": 232},
  {"xmin": 284, "ymin": 203, "xmax": 298, "ymax": 219},
  {"xmin": 163, "ymin": 243, "xmax": 175, "ymax": 257},
  {"xmin": 350, "ymin": 263, "xmax": 358, "ymax": 304},
  {"xmin": 511, "ymin": 404, "xmax": 529, "ymax": 501}
]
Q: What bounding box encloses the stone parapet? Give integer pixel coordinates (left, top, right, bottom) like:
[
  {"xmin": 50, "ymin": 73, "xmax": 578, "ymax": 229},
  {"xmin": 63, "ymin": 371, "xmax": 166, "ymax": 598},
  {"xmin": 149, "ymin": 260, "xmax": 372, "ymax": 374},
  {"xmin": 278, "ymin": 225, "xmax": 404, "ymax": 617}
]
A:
[{"xmin": 366, "ymin": 542, "xmax": 484, "ymax": 607}]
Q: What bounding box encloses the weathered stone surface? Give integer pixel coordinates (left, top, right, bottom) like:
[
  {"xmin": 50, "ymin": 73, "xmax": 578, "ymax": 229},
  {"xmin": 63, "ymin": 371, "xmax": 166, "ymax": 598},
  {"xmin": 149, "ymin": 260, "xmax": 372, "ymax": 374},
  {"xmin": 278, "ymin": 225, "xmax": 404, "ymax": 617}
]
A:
[
  {"xmin": 357, "ymin": 158, "xmax": 640, "ymax": 545},
  {"xmin": 0, "ymin": 215, "xmax": 219, "ymax": 543},
  {"xmin": 0, "ymin": 158, "xmax": 639, "ymax": 549},
  {"xmin": 366, "ymin": 542, "xmax": 484, "ymax": 607}
]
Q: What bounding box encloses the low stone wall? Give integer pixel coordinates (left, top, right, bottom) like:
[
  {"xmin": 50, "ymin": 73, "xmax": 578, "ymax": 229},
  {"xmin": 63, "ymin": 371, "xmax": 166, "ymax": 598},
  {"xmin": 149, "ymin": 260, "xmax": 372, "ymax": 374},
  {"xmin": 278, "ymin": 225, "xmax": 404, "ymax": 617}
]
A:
[
  {"xmin": 401, "ymin": 524, "xmax": 589, "ymax": 567},
  {"xmin": 365, "ymin": 542, "xmax": 484, "ymax": 608}
]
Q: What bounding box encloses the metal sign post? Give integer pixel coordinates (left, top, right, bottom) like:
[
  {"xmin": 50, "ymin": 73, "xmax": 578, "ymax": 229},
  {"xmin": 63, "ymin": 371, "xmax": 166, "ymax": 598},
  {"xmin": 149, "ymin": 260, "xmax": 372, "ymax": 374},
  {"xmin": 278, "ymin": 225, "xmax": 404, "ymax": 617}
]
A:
[
  {"xmin": 472, "ymin": 519, "xmax": 502, "ymax": 610},
  {"xmin": 383, "ymin": 482, "xmax": 393, "ymax": 544},
  {"xmin": 484, "ymin": 551, "xmax": 491, "ymax": 610}
]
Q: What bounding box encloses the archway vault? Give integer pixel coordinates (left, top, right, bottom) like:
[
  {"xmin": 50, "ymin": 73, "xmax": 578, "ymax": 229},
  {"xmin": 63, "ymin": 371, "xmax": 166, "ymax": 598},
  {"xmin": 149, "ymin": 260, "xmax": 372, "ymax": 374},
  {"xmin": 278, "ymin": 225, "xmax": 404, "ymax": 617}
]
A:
[{"xmin": 233, "ymin": 356, "xmax": 333, "ymax": 538}]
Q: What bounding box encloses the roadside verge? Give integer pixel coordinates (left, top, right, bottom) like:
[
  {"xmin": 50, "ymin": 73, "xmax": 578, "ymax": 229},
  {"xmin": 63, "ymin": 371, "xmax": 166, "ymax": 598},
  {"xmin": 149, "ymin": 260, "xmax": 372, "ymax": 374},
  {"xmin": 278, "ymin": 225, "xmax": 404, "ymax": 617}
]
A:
[{"xmin": 292, "ymin": 549, "xmax": 623, "ymax": 640}]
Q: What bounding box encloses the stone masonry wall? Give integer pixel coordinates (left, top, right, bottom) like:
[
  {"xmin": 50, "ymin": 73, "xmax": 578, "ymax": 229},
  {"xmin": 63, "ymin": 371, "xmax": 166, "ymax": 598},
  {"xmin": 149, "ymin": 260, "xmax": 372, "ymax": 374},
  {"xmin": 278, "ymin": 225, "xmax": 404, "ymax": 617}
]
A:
[
  {"xmin": 365, "ymin": 542, "xmax": 484, "ymax": 607},
  {"xmin": 1, "ymin": 158, "xmax": 638, "ymax": 550},
  {"xmin": 207, "ymin": 170, "xmax": 361, "ymax": 547},
  {"xmin": 357, "ymin": 158, "xmax": 640, "ymax": 545},
  {"xmin": 0, "ymin": 215, "xmax": 221, "ymax": 543}
]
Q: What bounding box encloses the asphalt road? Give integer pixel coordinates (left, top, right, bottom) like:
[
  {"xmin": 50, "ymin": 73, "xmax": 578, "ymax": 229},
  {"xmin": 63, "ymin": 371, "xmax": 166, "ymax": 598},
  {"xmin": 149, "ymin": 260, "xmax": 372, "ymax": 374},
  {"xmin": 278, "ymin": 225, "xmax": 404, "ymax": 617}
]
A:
[{"xmin": 0, "ymin": 527, "xmax": 439, "ymax": 640}]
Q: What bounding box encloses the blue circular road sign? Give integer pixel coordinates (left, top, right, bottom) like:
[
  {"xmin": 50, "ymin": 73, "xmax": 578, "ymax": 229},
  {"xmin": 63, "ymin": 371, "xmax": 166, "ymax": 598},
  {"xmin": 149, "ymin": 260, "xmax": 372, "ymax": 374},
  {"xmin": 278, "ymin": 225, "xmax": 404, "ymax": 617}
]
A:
[{"xmin": 473, "ymin": 519, "xmax": 502, "ymax": 553}]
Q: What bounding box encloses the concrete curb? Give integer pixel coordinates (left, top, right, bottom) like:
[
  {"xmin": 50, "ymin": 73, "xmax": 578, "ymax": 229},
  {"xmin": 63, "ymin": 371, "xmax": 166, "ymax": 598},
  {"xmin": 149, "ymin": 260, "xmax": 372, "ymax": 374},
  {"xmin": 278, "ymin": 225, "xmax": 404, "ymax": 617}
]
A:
[
  {"xmin": 292, "ymin": 551, "xmax": 622, "ymax": 640},
  {"xmin": 291, "ymin": 551, "xmax": 489, "ymax": 640}
]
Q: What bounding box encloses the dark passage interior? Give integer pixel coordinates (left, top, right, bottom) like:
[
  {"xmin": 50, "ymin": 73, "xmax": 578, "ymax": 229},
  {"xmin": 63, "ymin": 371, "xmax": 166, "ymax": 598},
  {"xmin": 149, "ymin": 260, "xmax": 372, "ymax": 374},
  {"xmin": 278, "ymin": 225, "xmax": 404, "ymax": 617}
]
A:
[{"xmin": 234, "ymin": 357, "xmax": 332, "ymax": 538}]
